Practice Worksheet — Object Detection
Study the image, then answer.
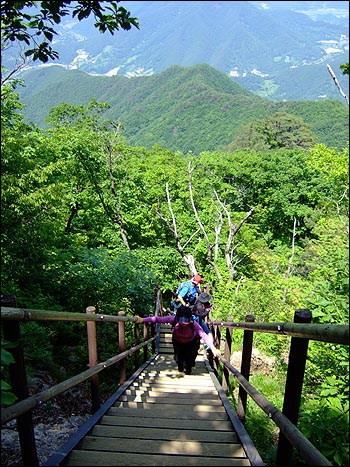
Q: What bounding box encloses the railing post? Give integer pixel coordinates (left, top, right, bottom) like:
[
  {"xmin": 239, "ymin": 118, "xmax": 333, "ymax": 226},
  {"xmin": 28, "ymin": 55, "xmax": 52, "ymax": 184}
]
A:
[
  {"xmin": 134, "ymin": 319, "xmax": 140, "ymax": 370},
  {"xmin": 222, "ymin": 317, "xmax": 233, "ymax": 394},
  {"xmin": 143, "ymin": 322, "xmax": 149, "ymax": 362},
  {"xmin": 208, "ymin": 324, "xmax": 214, "ymax": 367},
  {"xmin": 211, "ymin": 324, "xmax": 221, "ymax": 377},
  {"xmin": 118, "ymin": 311, "xmax": 126, "ymax": 385},
  {"xmin": 276, "ymin": 308, "xmax": 312, "ymax": 466},
  {"xmin": 86, "ymin": 306, "xmax": 100, "ymax": 413},
  {"xmin": 1, "ymin": 294, "xmax": 39, "ymax": 466},
  {"xmin": 237, "ymin": 314, "xmax": 255, "ymax": 423}
]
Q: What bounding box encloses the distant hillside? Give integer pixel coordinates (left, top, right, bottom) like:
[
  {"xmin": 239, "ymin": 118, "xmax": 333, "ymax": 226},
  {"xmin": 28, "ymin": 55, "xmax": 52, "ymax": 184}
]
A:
[
  {"xmin": 3, "ymin": 1, "xmax": 348, "ymax": 102},
  {"xmin": 17, "ymin": 64, "xmax": 349, "ymax": 153}
]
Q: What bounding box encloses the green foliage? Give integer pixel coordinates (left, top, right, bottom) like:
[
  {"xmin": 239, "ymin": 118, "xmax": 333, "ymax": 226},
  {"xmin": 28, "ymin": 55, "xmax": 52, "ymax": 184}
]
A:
[
  {"xmin": 1, "ymin": 1, "xmax": 139, "ymax": 63},
  {"xmin": 1, "ymin": 339, "xmax": 17, "ymax": 405},
  {"xmin": 14, "ymin": 64, "xmax": 349, "ymax": 152},
  {"xmin": 231, "ymin": 373, "xmax": 286, "ymax": 466},
  {"xmin": 21, "ymin": 322, "xmax": 56, "ymax": 374},
  {"xmin": 297, "ymin": 394, "xmax": 349, "ymax": 466},
  {"xmin": 225, "ymin": 112, "xmax": 316, "ymax": 151},
  {"xmin": 40, "ymin": 246, "xmax": 158, "ymax": 315},
  {"xmin": 340, "ymin": 63, "xmax": 349, "ymax": 75}
]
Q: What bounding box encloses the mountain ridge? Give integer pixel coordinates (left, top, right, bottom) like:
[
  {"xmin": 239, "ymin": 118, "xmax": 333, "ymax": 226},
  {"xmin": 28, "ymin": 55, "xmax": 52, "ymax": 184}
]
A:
[{"xmin": 17, "ymin": 63, "xmax": 348, "ymax": 153}]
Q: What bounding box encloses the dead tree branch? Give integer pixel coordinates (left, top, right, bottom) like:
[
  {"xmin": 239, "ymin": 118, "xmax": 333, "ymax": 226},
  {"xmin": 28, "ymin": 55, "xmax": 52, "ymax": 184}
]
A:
[
  {"xmin": 157, "ymin": 182, "xmax": 198, "ymax": 275},
  {"xmin": 215, "ymin": 190, "xmax": 254, "ymax": 282},
  {"xmin": 188, "ymin": 162, "xmax": 222, "ymax": 280},
  {"xmin": 327, "ymin": 64, "xmax": 349, "ymax": 107}
]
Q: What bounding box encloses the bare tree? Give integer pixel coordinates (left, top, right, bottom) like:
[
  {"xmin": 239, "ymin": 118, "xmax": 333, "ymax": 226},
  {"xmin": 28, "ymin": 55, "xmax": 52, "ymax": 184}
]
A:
[
  {"xmin": 188, "ymin": 162, "xmax": 222, "ymax": 279},
  {"xmin": 215, "ymin": 191, "xmax": 254, "ymax": 282},
  {"xmin": 156, "ymin": 182, "xmax": 199, "ymax": 275},
  {"xmin": 1, "ymin": 45, "xmax": 30, "ymax": 86},
  {"xmin": 157, "ymin": 161, "xmax": 255, "ymax": 282}
]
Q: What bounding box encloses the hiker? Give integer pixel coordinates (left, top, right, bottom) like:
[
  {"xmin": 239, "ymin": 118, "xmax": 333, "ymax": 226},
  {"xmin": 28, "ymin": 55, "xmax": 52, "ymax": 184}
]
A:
[
  {"xmin": 170, "ymin": 274, "xmax": 203, "ymax": 312},
  {"xmin": 136, "ymin": 305, "xmax": 220, "ymax": 374},
  {"xmin": 192, "ymin": 292, "xmax": 214, "ymax": 349},
  {"xmin": 192, "ymin": 292, "xmax": 213, "ymax": 327}
]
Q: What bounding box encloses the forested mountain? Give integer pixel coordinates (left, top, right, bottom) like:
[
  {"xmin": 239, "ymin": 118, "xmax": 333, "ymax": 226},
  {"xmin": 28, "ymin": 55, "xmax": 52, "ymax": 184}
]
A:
[
  {"xmin": 2, "ymin": 1, "xmax": 348, "ymax": 101},
  {"xmin": 17, "ymin": 63, "xmax": 349, "ymax": 153}
]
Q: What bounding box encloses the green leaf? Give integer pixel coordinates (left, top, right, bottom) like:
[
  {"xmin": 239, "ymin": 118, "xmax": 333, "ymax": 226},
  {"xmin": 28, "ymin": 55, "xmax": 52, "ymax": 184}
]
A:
[
  {"xmin": 1, "ymin": 390, "xmax": 17, "ymax": 405},
  {"xmin": 1, "ymin": 348, "xmax": 15, "ymax": 365}
]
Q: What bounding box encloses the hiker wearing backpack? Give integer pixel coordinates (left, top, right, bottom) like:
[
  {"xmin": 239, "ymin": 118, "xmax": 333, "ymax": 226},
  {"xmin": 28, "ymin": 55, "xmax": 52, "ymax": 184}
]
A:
[
  {"xmin": 170, "ymin": 274, "xmax": 203, "ymax": 312},
  {"xmin": 136, "ymin": 305, "xmax": 220, "ymax": 374},
  {"xmin": 192, "ymin": 292, "xmax": 214, "ymax": 349}
]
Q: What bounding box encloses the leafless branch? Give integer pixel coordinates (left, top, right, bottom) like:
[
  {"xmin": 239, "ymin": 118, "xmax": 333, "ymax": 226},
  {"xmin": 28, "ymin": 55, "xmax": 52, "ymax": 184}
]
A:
[
  {"xmin": 188, "ymin": 162, "xmax": 222, "ymax": 279},
  {"xmin": 327, "ymin": 64, "xmax": 349, "ymax": 107},
  {"xmin": 158, "ymin": 182, "xmax": 198, "ymax": 274},
  {"xmin": 215, "ymin": 190, "xmax": 254, "ymax": 282}
]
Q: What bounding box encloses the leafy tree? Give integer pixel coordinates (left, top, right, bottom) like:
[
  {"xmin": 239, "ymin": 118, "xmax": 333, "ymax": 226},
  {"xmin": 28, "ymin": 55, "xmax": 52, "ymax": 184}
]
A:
[
  {"xmin": 1, "ymin": 1, "xmax": 139, "ymax": 63},
  {"xmin": 226, "ymin": 112, "xmax": 316, "ymax": 152},
  {"xmin": 340, "ymin": 63, "xmax": 349, "ymax": 75}
]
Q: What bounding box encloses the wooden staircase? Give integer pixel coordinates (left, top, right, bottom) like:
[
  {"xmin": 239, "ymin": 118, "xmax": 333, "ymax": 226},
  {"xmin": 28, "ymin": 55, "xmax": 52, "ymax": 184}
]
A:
[{"xmin": 45, "ymin": 324, "xmax": 264, "ymax": 466}]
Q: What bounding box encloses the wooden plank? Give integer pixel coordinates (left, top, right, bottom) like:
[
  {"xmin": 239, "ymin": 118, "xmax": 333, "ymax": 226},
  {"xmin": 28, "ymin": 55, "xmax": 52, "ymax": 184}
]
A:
[
  {"xmin": 129, "ymin": 380, "xmax": 215, "ymax": 389},
  {"xmin": 124, "ymin": 387, "xmax": 218, "ymax": 396},
  {"xmin": 80, "ymin": 436, "xmax": 247, "ymax": 458},
  {"xmin": 90, "ymin": 424, "xmax": 239, "ymax": 443},
  {"xmin": 114, "ymin": 401, "xmax": 226, "ymax": 412},
  {"xmin": 107, "ymin": 407, "xmax": 229, "ymax": 420},
  {"xmin": 134, "ymin": 374, "xmax": 213, "ymax": 381},
  {"xmin": 128, "ymin": 383, "xmax": 216, "ymax": 391},
  {"xmin": 118, "ymin": 394, "xmax": 223, "ymax": 404},
  {"xmin": 100, "ymin": 415, "xmax": 235, "ymax": 431},
  {"xmin": 66, "ymin": 450, "xmax": 251, "ymax": 466}
]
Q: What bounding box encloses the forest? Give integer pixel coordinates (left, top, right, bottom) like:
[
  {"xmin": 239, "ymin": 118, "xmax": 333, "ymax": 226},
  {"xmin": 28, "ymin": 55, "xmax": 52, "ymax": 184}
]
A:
[
  {"xmin": 15, "ymin": 63, "xmax": 350, "ymax": 153},
  {"xmin": 1, "ymin": 2, "xmax": 349, "ymax": 466}
]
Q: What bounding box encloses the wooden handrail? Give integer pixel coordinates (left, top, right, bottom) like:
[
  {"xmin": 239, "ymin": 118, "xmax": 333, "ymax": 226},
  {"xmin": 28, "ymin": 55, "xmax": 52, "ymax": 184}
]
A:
[
  {"xmin": 1, "ymin": 337, "xmax": 155, "ymax": 425},
  {"xmin": 1, "ymin": 307, "xmax": 139, "ymax": 323},
  {"xmin": 209, "ymin": 307, "xmax": 349, "ymax": 467},
  {"xmin": 216, "ymin": 355, "xmax": 332, "ymax": 466},
  {"xmin": 214, "ymin": 321, "xmax": 349, "ymax": 344}
]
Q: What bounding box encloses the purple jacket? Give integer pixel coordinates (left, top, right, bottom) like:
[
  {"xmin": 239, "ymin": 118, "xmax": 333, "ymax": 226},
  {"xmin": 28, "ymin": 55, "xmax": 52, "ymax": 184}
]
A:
[{"xmin": 142, "ymin": 315, "xmax": 216, "ymax": 353}]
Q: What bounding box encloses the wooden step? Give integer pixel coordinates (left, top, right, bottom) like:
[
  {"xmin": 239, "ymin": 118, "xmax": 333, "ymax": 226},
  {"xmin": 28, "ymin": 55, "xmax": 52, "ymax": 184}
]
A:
[
  {"xmin": 90, "ymin": 424, "xmax": 239, "ymax": 442},
  {"xmin": 79, "ymin": 436, "xmax": 247, "ymax": 458},
  {"xmin": 100, "ymin": 415, "xmax": 235, "ymax": 431},
  {"xmin": 107, "ymin": 406, "xmax": 229, "ymax": 420},
  {"xmin": 66, "ymin": 450, "xmax": 251, "ymax": 466}
]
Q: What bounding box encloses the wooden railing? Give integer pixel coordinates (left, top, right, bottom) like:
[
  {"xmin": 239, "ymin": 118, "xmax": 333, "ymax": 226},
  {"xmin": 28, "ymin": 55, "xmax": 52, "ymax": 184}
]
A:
[
  {"xmin": 1, "ymin": 296, "xmax": 348, "ymax": 467},
  {"xmin": 207, "ymin": 309, "xmax": 349, "ymax": 467},
  {"xmin": 1, "ymin": 290, "xmax": 163, "ymax": 466}
]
